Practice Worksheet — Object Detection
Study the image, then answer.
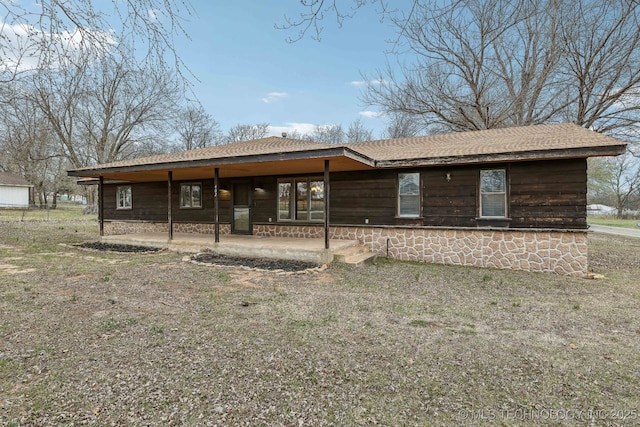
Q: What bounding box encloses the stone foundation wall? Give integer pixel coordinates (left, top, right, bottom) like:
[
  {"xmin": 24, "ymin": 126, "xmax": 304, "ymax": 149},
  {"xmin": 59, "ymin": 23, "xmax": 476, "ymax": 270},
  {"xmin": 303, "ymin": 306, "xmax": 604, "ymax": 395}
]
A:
[
  {"xmin": 254, "ymin": 224, "xmax": 588, "ymax": 276},
  {"xmin": 104, "ymin": 221, "xmax": 169, "ymax": 235},
  {"xmin": 173, "ymin": 223, "xmax": 231, "ymax": 235},
  {"xmin": 105, "ymin": 221, "xmax": 588, "ymax": 276},
  {"xmin": 253, "ymin": 224, "xmax": 325, "ymax": 238},
  {"xmin": 104, "ymin": 221, "xmax": 230, "ymax": 236}
]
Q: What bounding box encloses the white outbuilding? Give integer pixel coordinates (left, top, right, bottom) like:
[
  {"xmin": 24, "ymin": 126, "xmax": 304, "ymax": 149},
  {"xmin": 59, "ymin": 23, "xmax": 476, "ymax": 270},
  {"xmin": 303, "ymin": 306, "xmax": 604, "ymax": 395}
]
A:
[{"xmin": 0, "ymin": 172, "xmax": 33, "ymax": 208}]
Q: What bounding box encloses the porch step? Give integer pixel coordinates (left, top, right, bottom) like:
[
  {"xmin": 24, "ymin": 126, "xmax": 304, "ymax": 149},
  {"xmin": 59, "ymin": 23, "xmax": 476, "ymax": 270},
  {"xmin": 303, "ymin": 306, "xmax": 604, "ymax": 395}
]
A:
[{"xmin": 332, "ymin": 245, "xmax": 376, "ymax": 267}]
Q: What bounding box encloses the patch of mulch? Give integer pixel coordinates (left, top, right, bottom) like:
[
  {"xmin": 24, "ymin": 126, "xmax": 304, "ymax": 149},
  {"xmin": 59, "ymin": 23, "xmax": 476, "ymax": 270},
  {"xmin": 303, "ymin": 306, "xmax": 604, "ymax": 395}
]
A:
[
  {"xmin": 73, "ymin": 242, "xmax": 163, "ymax": 253},
  {"xmin": 191, "ymin": 252, "xmax": 321, "ymax": 273}
]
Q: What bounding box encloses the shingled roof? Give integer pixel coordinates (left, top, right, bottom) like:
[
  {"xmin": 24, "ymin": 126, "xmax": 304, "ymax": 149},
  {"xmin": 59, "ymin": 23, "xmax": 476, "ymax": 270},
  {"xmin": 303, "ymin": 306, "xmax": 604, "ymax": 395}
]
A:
[
  {"xmin": 0, "ymin": 172, "xmax": 32, "ymax": 187},
  {"xmin": 71, "ymin": 137, "xmax": 336, "ymax": 172},
  {"xmin": 68, "ymin": 123, "xmax": 626, "ymax": 178},
  {"xmin": 350, "ymin": 123, "xmax": 626, "ymax": 166}
]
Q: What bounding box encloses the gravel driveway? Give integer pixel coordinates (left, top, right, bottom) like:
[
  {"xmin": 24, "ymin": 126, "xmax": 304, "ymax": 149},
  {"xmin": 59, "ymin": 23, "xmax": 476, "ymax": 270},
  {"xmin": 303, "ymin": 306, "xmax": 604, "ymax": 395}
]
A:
[{"xmin": 590, "ymin": 223, "xmax": 640, "ymax": 239}]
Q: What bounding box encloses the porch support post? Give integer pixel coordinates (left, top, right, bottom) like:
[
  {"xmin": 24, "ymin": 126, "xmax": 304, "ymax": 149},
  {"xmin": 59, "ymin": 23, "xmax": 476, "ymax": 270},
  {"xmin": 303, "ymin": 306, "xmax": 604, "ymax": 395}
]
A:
[
  {"xmin": 214, "ymin": 167, "xmax": 220, "ymax": 243},
  {"xmin": 324, "ymin": 159, "xmax": 330, "ymax": 250},
  {"xmin": 98, "ymin": 176, "xmax": 104, "ymax": 237},
  {"xmin": 167, "ymin": 171, "xmax": 173, "ymax": 241}
]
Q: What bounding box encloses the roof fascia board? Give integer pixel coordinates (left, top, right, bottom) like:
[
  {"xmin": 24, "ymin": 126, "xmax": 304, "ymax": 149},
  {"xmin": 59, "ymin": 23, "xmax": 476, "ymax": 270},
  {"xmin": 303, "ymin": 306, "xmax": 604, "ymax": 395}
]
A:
[{"xmin": 342, "ymin": 146, "xmax": 375, "ymax": 166}]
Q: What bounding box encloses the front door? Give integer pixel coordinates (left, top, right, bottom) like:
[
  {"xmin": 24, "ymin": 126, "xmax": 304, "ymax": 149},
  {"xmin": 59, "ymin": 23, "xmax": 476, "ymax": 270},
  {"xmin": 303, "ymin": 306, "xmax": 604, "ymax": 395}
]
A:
[{"xmin": 231, "ymin": 182, "xmax": 252, "ymax": 234}]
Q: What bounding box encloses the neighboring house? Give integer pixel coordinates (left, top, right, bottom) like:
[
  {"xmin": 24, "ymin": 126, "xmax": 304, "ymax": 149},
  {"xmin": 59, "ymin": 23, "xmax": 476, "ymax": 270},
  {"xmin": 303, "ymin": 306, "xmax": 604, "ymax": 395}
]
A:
[
  {"xmin": 0, "ymin": 172, "xmax": 33, "ymax": 209},
  {"xmin": 587, "ymin": 204, "xmax": 617, "ymax": 216},
  {"xmin": 68, "ymin": 123, "xmax": 626, "ymax": 276}
]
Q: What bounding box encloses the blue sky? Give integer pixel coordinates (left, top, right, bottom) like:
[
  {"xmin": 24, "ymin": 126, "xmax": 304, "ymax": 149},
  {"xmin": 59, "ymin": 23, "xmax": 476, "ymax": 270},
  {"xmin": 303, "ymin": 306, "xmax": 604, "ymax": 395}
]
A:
[{"xmin": 177, "ymin": 2, "xmax": 404, "ymax": 138}]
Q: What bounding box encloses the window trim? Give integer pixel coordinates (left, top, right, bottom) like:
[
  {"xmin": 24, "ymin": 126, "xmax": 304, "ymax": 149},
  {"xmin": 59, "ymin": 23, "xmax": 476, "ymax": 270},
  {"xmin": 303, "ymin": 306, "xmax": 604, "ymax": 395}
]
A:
[
  {"xmin": 397, "ymin": 172, "xmax": 422, "ymax": 218},
  {"xmin": 115, "ymin": 185, "xmax": 132, "ymax": 210},
  {"xmin": 179, "ymin": 182, "xmax": 203, "ymax": 209},
  {"xmin": 277, "ymin": 176, "xmax": 324, "ymax": 223},
  {"xmin": 479, "ymin": 169, "xmax": 508, "ymax": 218}
]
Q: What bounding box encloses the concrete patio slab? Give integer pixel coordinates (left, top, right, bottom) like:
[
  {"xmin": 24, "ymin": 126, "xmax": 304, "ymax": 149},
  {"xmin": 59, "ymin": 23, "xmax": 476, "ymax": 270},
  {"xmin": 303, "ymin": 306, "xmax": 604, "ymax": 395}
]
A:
[{"xmin": 101, "ymin": 232, "xmax": 359, "ymax": 264}]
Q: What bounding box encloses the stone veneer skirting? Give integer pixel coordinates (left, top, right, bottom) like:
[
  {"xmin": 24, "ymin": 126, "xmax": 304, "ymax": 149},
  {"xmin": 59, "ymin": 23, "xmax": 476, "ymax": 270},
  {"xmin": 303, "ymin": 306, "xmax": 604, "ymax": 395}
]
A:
[
  {"xmin": 103, "ymin": 221, "xmax": 588, "ymax": 276},
  {"xmin": 254, "ymin": 224, "xmax": 588, "ymax": 276},
  {"xmin": 103, "ymin": 221, "xmax": 230, "ymax": 236}
]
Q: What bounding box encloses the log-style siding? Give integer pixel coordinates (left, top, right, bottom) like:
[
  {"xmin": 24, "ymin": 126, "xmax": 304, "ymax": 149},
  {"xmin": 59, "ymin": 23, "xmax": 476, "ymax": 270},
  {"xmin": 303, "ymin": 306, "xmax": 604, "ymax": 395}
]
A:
[
  {"xmin": 102, "ymin": 158, "xmax": 588, "ymax": 230},
  {"xmin": 329, "ymin": 170, "xmax": 397, "ymax": 225},
  {"xmin": 252, "ymin": 178, "xmax": 277, "ymax": 223},
  {"xmin": 171, "ymin": 179, "xmax": 231, "ymax": 223},
  {"xmin": 510, "ymin": 159, "xmax": 587, "ymax": 229},
  {"xmin": 104, "ymin": 179, "xmax": 232, "ymax": 224},
  {"xmin": 422, "ymin": 166, "xmax": 478, "ymax": 227},
  {"xmin": 103, "ymin": 182, "xmax": 168, "ymax": 222}
]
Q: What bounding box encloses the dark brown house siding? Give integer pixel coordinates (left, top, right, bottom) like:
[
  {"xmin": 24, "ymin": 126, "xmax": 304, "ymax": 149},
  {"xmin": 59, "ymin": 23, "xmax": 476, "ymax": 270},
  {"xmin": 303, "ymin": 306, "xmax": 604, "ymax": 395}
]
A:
[
  {"xmin": 422, "ymin": 166, "xmax": 478, "ymax": 227},
  {"xmin": 510, "ymin": 158, "xmax": 587, "ymax": 229},
  {"xmin": 171, "ymin": 179, "xmax": 230, "ymax": 224},
  {"xmin": 104, "ymin": 179, "xmax": 233, "ymax": 223},
  {"xmin": 329, "ymin": 170, "xmax": 397, "ymax": 225},
  {"xmin": 251, "ymin": 178, "xmax": 278, "ymax": 223},
  {"xmin": 103, "ymin": 182, "xmax": 168, "ymax": 222},
  {"xmin": 102, "ymin": 158, "xmax": 588, "ymax": 230}
]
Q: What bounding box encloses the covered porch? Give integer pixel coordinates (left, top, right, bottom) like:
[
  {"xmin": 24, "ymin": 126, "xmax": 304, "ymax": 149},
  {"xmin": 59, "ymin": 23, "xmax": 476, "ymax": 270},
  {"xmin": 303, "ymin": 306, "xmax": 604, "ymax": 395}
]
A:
[{"xmin": 101, "ymin": 232, "xmax": 362, "ymax": 264}]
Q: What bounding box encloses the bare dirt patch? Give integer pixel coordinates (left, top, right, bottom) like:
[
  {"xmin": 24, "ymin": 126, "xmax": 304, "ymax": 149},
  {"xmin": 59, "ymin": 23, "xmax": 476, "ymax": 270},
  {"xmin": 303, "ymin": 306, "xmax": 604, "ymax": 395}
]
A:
[
  {"xmin": 0, "ymin": 261, "xmax": 35, "ymax": 275},
  {"xmin": 74, "ymin": 242, "xmax": 164, "ymax": 253},
  {"xmin": 191, "ymin": 251, "xmax": 321, "ymax": 273},
  {"xmin": 1, "ymin": 222, "xmax": 639, "ymax": 426}
]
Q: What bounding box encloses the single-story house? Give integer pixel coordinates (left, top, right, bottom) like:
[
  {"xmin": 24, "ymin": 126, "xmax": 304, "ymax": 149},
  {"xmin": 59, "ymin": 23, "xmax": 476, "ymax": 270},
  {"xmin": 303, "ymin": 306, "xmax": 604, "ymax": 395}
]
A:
[
  {"xmin": 68, "ymin": 123, "xmax": 626, "ymax": 276},
  {"xmin": 0, "ymin": 172, "xmax": 33, "ymax": 209}
]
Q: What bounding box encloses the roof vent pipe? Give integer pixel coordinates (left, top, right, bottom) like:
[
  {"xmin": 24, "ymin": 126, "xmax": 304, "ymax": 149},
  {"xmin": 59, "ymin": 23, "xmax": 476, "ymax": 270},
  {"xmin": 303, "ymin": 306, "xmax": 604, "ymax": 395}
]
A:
[{"xmin": 281, "ymin": 132, "xmax": 287, "ymax": 138}]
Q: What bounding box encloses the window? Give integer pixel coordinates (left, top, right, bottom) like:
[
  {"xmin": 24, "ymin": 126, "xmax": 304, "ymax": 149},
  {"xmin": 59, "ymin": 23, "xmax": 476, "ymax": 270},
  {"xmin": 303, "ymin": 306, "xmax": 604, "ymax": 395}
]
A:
[
  {"xmin": 180, "ymin": 183, "xmax": 202, "ymax": 208},
  {"xmin": 278, "ymin": 177, "xmax": 324, "ymax": 222},
  {"xmin": 116, "ymin": 185, "xmax": 132, "ymax": 209},
  {"xmin": 278, "ymin": 181, "xmax": 292, "ymax": 220},
  {"xmin": 398, "ymin": 172, "xmax": 420, "ymax": 217},
  {"xmin": 480, "ymin": 169, "xmax": 507, "ymax": 217}
]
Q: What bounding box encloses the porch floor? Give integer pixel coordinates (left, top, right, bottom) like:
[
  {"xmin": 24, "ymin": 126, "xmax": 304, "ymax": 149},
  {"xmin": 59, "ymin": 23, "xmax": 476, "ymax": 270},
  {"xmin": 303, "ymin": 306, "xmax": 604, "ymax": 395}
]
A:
[{"xmin": 101, "ymin": 232, "xmax": 360, "ymax": 264}]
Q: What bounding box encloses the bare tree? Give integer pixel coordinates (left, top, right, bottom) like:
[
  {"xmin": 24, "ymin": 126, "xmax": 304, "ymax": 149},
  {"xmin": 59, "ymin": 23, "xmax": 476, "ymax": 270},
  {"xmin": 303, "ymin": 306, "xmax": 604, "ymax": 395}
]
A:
[
  {"xmin": 307, "ymin": 124, "xmax": 345, "ymax": 144},
  {"xmin": 31, "ymin": 50, "xmax": 182, "ymax": 168},
  {"xmin": 279, "ymin": 129, "xmax": 308, "ymax": 140},
  {"xmin": 174, "ymin": 105, "xmax": 223, "ymax": 151},
  {"xmin": 78, "ymin": 56, "xmax": 182, "ymax": 165},
  {"xmin": 361, "ymin": 0, "xmax": 571, "ymax": 132},
  {"xmin": 360, "ymin": 0, "xmax": 640, "ymax": 138},
  {"xmin": 561, "ymin": 1, "xmax": 640, "ymax": 139},
  {"xmin": 588, "ymin": 153, "xmax": 640, "ymax": 218},
  {"xmin": 381, "ymin": 111, "xmax": 425, "ymax": 138},
  {"xmin": 226, "ymin": 123, "xmax": 270, "ymax": 143},
  {"xmin": 0, "ymin": 83, "xmax": 62, "ymax": 207},
  {"xmin": 277, "ymin": 0, "xmax": 398, "ymax": 42},
  {"xmin": 346, "ymin": 118, "xmax": 374, "ymax": 142},
  {"xmin": 0, "ymin": 0, "xmax": 194, "ymax": 83}
]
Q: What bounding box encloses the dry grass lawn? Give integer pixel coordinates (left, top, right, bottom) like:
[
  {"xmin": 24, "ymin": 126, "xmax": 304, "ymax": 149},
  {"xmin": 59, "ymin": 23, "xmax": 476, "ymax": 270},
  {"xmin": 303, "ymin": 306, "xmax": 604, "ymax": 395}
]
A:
[{"xmin": 0, "ymin": 218, "xmax": 639, "ymax": 426}]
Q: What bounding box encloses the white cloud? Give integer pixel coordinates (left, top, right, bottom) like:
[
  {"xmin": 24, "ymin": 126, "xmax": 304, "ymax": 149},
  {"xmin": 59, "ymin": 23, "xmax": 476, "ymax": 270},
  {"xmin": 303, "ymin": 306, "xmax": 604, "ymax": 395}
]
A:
[
  {"xmin": 148, "ymin": 9, "xmax": 163, "ymax": 21},
  {"xmin": 261, "ymin": 92, "xmax": 288, "ymax": 103},
  {"xmin": 0, "ymin": 20, "xmax": 115, "ymax": 72},
  {"xmin": 349, "ymin": 79, "xmax": 386, "ymax": 87},
  {"xmin": 359, "ymin": 110, "xmax": 385, "ymax": 119},
  {"xmin": 268, "ymin": 122, "xmax": 317, "ymax": 137},
  {"xmin": 611, "ymin": 86, "xmax": 640, "ymax": 110}
]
